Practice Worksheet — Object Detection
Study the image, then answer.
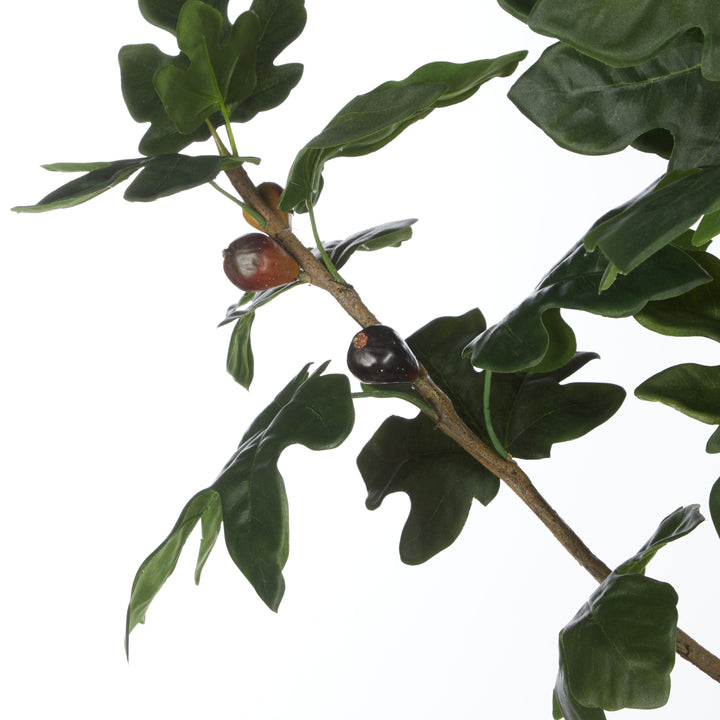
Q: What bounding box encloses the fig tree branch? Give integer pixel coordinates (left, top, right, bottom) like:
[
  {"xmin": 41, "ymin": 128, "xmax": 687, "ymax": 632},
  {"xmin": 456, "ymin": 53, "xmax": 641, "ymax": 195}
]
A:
[{"xmin": 223, "ymin": 163, "xmax": 720, "ymax": 685}]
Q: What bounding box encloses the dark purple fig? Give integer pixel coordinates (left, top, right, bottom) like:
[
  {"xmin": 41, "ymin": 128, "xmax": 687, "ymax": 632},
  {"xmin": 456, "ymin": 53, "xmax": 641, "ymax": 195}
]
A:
[
  {"xmin": 347, "ymin": 325, "xmax": 420, "ymax": 384},
  {"xmin": 223, "ymin": 233, "xmax": 300, "ymax": 291}
]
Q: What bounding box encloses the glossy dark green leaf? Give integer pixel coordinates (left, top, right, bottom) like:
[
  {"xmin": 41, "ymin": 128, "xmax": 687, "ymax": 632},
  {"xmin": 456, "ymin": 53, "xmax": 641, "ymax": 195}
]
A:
[
  {"xmin": 214, "ymin": 362, "xmax": 354, "ymax": 609},
  {"xmin": 358, "ymin": 414, "xmax": 500, "ymax": 565},
  {"xmin": 357, "ymin": 311, "xmax": 624, "ymax": 563},
  {"xmin": 464, "ymin": 243, "xmax": 709, "ymax": 373},
  {"xmin": 695, "ymin": 209, "xmax": 720, "ymax": 246},
  {"xmin": 527, "ymin": 0, "xmax": 720, "ymax": 81},
  {"xmin": 557, "ymin": 574, "xmax": 677, "ymax": 714},
  {"xmin": 13, "ymin": 154, "xmax": 251, "ymax": 211},
  {"xmin": 710, "ymin": 478, "xmax": 720, "ymax": 539},
  {"xmin": 139, "ymin": 0, "xmax": 231, "ymax": 35},
  {"xmin": 125, "ymin": 488, "xmax": 220, "ymax": 657},
  {"xmin": 508, "ymin": 34, "xmax": 720, "ymax": 170},
  {"xmin": 154, "ymin": 3, "xmax": 260, "ymax": 133},
  {"xmin": 226, "ymin": 310, "xmax": 256, "ymax": 389},
  {"xmin": 125, "ymin": 363, "xmax": 354, "ymax": 651},
  {"xmin": 497, "ymin": 0, "xmax": 538, "ymax": 22},
  {"xmin": 635, "ymin": 250, "xmax": 720, "ymax": 342},
  {"xmin": 553, "ymin": 506, "xmax": 703, "ymax": 717},
  {"xmin": 230, "ymin": 0, "xmax": 306, "ymax": 122},
  {"xmin": 280, "ymin": 52, "xmax": 527, "ymax": 213},
  {"xmin": 635, "ymin": 363, "xmax": 720, "ymax": 452},
  {"xmin": 119, "ymin": 43, "xmax": 212, "ymax": 155},
  {"xmin": 616, "ymin": 505, "xmax": 704, "ymax": 575},
  {"xmin": 12, "ymin": 159, "xmax": 148, "ymax": 212},
  {"xmin": 582, "ymin": 167, "xmax": 720, "ymax": 274},
  {"xmin": 635, "ymin": 363, "xmax": 720, "ymax": 424},
  {"xmin": 220, "ymin": 220, "xmax": 415, "ymax": 388},
  {"xmin": 124, "ymin": 154, "xmax": 222, "ymax": 200}
]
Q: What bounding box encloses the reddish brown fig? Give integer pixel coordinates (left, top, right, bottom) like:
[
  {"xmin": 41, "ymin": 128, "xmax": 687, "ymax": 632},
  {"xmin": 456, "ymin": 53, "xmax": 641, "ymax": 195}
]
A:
[
  {"xmin": 347, "ymin": 325, "xmax": 420, "ymax": 384},
  {"xmin": 242, "ymin": 181, "xmax": 293, "ymax": 231},
  {"xmin": 223, "ymin": 233, "xmax": 300, "ymax": 291}
]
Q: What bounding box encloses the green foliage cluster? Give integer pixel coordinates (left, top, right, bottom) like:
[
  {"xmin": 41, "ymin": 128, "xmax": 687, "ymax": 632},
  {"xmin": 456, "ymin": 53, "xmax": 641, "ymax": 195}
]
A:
[{"xmin": 14, "ymin": 0, "xmax": 720, "ymax": 716}]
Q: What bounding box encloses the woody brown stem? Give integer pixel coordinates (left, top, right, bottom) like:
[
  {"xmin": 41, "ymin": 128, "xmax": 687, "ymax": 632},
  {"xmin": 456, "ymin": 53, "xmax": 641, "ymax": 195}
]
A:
[{"xmin": 223, "ymin": 162, "xmax": 720, "ymax": 685}]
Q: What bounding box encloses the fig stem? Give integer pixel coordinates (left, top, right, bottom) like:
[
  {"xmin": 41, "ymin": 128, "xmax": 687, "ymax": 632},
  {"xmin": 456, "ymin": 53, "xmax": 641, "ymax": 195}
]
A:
[
  {"xmin": 308, "ymin": 202, "xmax": 346, "ymax": 284},
  {"xmin": 483, "ymin": 371, "xmax": 508, "ymax": 459},
  {"xmin": 206, "ymin": 119, "xmax": 231, "ymax": 156},
  {"xmin": 220, "ymin": 102, "xmax": 239, "ymax": 156}
]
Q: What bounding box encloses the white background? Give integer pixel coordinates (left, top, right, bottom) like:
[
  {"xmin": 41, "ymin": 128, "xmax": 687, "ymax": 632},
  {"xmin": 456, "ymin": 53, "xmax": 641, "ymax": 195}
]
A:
[{"xmin": 3, "ymin": 1, "xmax": 719, "ymax": 718}]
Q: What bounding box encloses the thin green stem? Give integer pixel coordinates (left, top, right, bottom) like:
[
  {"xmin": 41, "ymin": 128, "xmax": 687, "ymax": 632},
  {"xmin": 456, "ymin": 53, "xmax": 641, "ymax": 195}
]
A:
[
  {"xmin": 209, "ymin": 180, "xmax": 266, "ymax": 228},
  {"xmin": 483, "ymin": 370, "xmax": 508, "ymax": 459},
  {"xmin": 205, "ymin": 119, "xmax": 231, "ymax": 156},
  {"xmin": 308, "ymin": 202, "xmax": 346, "ymax": 284},
  {"xmin": 220, "ymin": 102, "xmax": 239, "ymax": 156}
]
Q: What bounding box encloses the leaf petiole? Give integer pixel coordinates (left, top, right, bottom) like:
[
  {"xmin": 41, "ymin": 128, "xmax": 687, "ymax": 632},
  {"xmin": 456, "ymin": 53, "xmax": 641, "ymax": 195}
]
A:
[
  {"xmin": 209, "ymin": 180, "xmax": 266, "ymax": 228},
  {"xmin": 483, "ymin": 370, "xmax": 508, "ymax": 459},
  {"xmin": 308, "ymin": 202, "xmax": 346, "ymax": 284}
]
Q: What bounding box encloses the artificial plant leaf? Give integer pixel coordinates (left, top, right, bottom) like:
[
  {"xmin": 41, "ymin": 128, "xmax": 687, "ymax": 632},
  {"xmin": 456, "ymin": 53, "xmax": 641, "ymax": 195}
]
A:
[
  {"xmin": 230, "ymin": 0, "xmax": 306, "ymax": 122},
  {"xmin": 119, "ymin": 43, "xmax": 213, "ymax": 155},
  {"xmin": 582, "ymin": 167, "xmax": 720, "ymax": 274},
  {"xmin": 322, "ymin": 218, "xmax": 416, "ymax": 270},
  {"xmin": 12, "ymin": 159, "xmax": 148, "ymax": 213},
  {"xmin": 124, "ymin": 154, "xmax": 222, "ymax": 200},
  {"xmin": 557, "ymin": 574, "xmax": 677, "ymax": 714},
  {"xmin": 710, "ymin": 478, "xmax": 720, "ymax": 539},
  {"xmin": 508, "ymin": 34, "xmax": 720, "ymax": 170},
  {"xmin": 220, "ymin": 219, "xmax": 415, "ymax": 388},
  {"xmin": 497, "ymin": 0, "xmax": 538, "ymax": 23},
  {"xmin": 410, "ymin": 311, "xmax": 624, "ymax": 460},
  {"xmin": 635, "ymin": 250, "xmax": 720, "ymax": 342},
  {"xmin": 139, "ymin": 0, "xmax": 231, "ymax": 35},
  {"xmin": 695, "ymin": 209, "xmax": 720, "ymax": 246},
  {"xmin": 635, "ymin": 363, "xmax": 720, "ymax": 452},
  {"xmin": 616, "ymin": 505, "xmax": 704, "ymax": 575},
  {"xmin": 125, "ymin": 363, "xmax": 354, "ymax": 651},
  {"xmin": 279, "ymin": 51, "xmax": 527, "ymax": 213},
  {"xmin": 464, "ymin": 242, "xmax": 709, "ymax": 373},
  {"xmin": 526, "ymin": 0, "xmax": 720, "ymax": 81},
  {"xmin": 226, "ymin": 310, "xmax": 256, "ymax": 389},
  {"xmin": 125, "ymin": 487, "xmax": 220, "ymax": 657},
  {"xmin": 553, "ymin": 506, "xmax": 703, "ymax": 717},
  {"xmin": 154, "ymin": 2, "xmax": 260, "ymax": 133},
  {"xmin": 358, "ymin": 414, "xmax": 500, "ymax": 565},
  {"xmin": 635, "ymin": 363, "xmax": 720, "ymax": 423},
  {"xmin": 357, "ymin": 311, "xmax": 624, "ymax": 563}
]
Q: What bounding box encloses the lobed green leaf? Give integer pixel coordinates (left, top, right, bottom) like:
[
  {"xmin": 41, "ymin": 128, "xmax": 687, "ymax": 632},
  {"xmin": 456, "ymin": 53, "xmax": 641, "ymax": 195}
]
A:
[
  {"xmin": 279, "ymin": 52, "xmax": 527, "ymax": 213},
  {"xmin": 125, "ymin": 363, "xmax": 354, "ymax": 652},
  {"xmin": 464, "ymin": 242, "xmax": 709, "ymax": 373},
  {"xmin": 357, "ymin": 311, "xmax": 625, "ymax": 563},
  {"xmin": 139, "ymin": 0, "xmax": 232, "ymax": 35},
  {"xmin": 553, "ymin": 506, "xmax": 703, "ymax": 718},
  {"xmin": 508, "ymin": 33, "xmax": 720, "ymax": 171},
  {"xmin": 635, "ymin": 250, "xmax": 720, "ymax": 342},
  {"xmin": 525, "ymin": 0, "xmax": 720, "ymax": 81},
  {"xmin": 582, "ymin": 167, "xmax": 720, "ymax": 274},
  {"xmin": 153, "ymin": 2, "xmax": 260, "ymax": 133}
]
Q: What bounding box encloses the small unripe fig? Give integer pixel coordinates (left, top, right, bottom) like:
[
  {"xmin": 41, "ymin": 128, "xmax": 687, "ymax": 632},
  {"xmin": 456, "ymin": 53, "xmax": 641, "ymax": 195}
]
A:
[
  {"xmin": 347, "ymin": 325, "xmax": 420, "ymax": 384},
  {"xmin": 223, "ymin": 233, "xmax": 300, "ymax": 291},
  {"xmin": 243, "ymin": 181, "xmax": 293, "ymax": 231}
]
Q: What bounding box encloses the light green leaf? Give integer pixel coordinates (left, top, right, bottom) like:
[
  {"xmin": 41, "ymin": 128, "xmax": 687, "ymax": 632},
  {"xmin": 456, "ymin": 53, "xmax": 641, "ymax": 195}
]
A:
[{"xmin": 153, "ymin": 2, "xmax": 260, "ymax": 133}]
